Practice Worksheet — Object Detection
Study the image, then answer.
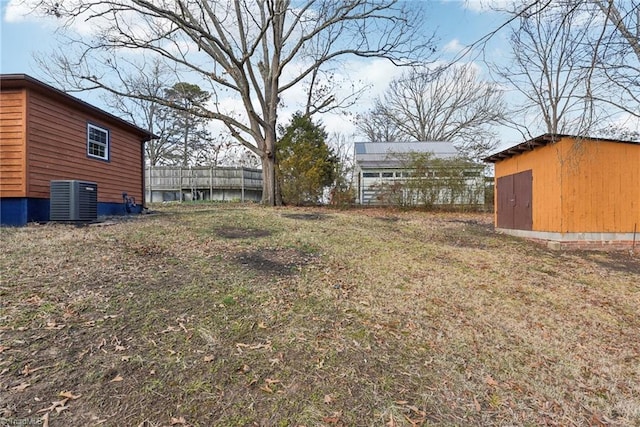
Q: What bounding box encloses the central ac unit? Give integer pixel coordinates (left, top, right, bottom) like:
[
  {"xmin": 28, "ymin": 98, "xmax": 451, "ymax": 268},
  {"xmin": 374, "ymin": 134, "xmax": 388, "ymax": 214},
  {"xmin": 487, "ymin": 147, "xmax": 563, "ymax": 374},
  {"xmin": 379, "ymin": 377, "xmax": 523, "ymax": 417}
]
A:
[{"xmin": 50, "ymin": 180, "xmax": 98, "ymax": 222}]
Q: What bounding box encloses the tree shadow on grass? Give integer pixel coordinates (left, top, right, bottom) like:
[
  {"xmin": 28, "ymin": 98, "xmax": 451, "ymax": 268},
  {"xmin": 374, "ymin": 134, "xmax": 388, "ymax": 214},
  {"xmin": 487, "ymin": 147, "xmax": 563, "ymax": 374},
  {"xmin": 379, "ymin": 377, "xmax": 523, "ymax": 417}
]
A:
[{"xmin": 586, "ymin": 252, "xmax": 640, "ymax": 275}]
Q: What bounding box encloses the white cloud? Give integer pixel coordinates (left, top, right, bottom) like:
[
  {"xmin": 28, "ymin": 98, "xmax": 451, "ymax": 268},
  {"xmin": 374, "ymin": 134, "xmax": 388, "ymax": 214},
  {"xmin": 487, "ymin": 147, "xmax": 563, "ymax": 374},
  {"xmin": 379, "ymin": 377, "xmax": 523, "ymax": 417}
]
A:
[
  {"xmin": 442, "ymin": 38, "xmax": 466, "ymax": 54},
  {"xmin": 4, "ymin": 0, "xmax": 55, "ymax": 24},
  {"xmin": 459, "ymin": 0, "xmax": 516, "ymax": 12}
]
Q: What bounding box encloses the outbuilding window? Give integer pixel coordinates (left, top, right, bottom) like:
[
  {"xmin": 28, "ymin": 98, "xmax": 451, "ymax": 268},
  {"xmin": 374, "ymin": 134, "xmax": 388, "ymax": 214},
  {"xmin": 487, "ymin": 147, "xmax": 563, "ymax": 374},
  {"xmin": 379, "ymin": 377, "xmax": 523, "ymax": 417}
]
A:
[{"xmin": 87, "ymin": 123, "xmax": 109, "ymax": 161}]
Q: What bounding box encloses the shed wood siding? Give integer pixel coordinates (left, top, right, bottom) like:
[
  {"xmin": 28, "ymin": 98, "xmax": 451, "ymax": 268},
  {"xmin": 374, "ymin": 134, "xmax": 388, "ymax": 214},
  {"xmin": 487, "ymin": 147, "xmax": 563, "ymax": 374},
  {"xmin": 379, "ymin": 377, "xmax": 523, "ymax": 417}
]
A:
[
  {"xmin": 494, "ymin": 137, "xmax": 640, "ymax": 233},
  {"xmin": 560, "ymin": 141, "xmax": 639, "ymax": 232},
  {"xmin": 26, "ymin": 89, "xmax": 143, "ymax": 204},
  {"xmin": 0, "ymin": 89, "xmax": 27, "ymax": 197}
]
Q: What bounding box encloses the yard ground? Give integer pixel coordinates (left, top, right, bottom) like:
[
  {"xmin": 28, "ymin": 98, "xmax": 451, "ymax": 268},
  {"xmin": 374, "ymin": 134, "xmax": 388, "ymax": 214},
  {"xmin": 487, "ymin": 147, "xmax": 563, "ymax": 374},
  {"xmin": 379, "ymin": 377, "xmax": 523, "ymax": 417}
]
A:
[{"xmin": 1, "ymin": 204, "xmax": 639, "ymax": 427}]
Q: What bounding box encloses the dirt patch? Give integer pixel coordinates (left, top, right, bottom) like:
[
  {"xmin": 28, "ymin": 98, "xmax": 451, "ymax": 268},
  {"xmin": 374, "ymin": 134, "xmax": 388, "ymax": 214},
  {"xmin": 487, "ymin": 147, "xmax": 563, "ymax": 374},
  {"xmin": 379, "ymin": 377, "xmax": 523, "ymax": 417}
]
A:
[
  {"xmin": 234, "ymin": 248, "xmax": 317, "ymax": 276},
  {"xmin": 215, "ymin": 227, "xmax": 272, "ymax": 239},
  {"xmin": 281, "ymin": 212, "xmax": 329, "ymax": 221}
]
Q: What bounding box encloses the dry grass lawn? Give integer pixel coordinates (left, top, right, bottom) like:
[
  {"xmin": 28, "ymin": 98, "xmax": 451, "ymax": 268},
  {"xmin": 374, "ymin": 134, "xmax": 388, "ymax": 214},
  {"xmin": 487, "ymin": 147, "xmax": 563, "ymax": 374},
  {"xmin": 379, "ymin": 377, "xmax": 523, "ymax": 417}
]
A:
[{"xmin": 1, "ymin": 203, "xmax": 639, "ymax": 426}]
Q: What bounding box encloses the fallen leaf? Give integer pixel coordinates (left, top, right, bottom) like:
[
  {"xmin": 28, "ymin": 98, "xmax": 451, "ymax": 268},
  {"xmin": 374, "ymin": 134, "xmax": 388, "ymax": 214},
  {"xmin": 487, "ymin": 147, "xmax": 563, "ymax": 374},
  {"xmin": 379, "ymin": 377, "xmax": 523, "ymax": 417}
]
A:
[
  {"xmin": 260, "ymin": 385, "xmax": 274, "ymax": 393},
  {"xmin": 45, "ymin": 321, "xmax": 65, "ymax": 330},
  {"xmin": 322, "ymin": 413, "xmax": 341, "ymax": 424},
  {"xmin": 11, "ymin": 382, "xmax": 30, "ymax": 392},
  {"xmin": 59, "ymin": 391, "xmax": 81, "ymax": 400},
  {"xmin": 121, "ymin": 355, "xmax": 131, "ymax": 362},
  {"xmin": 22, "ymin": 364, "xmax": 55, "ymax": 376},
  {"xmin": 37, "ymin": 398, "xmax": 69, "ymax": 413},
  {"xmin": 403, "ymin": 414, "xmax": 426, "ymax": 427},
  {"xmin": 324, "ymin": 394, "xmax": 333, "ymax": 404},
  {"xmin": 406, "ymin": 405, "xmax": 424, "ymax": 416},
  {"xmin": 269, "ymin": 357, "xmax": 281, "ymax": 366},
  {"xmin": 110, "ymin": 375, "xmax": 124, "ymax": 383},
  {"xmin": 590, "ymin": 413, "xmax": 608, "ymax": 427},
  {"xmin": 170, "ymin": 416, "xmax": 187, "ymax": 425},
  {"xmin": 485, "ymin": 375, "xmax": 498, "ymax": 387},
  {"xmin": 387, "ymin": 412, "xmax": 396, "ymax": 427},
  {"xmin": 203, "ymin": 355, "xmax": 214, "ymax": 362},
  {"xmin": 115, "ymin": 345, "xmax": 126, "ymax": 351},
  {"xmin": 473, "ymin": 396, "xmax": 481, "ymax": 412},
  {"xmin": 41, "ymin": 412, "xmax": 49, "ymax": 427},
  {"xmin": 0, "ymin": 345, "xmax": 9, "ymax": 353}
]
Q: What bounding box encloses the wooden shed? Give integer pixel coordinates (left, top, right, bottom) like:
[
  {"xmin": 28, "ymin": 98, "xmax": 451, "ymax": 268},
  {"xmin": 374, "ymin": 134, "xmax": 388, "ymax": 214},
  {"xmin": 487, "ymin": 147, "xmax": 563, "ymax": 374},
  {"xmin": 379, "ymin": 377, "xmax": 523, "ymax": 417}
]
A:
[
  {"xmin": 0, "ymin": 74, "xmax": 155, "ymax": 226},
  {"xmin": 484, "ymin": 133, "xmax": 640, "ymax": 249}
]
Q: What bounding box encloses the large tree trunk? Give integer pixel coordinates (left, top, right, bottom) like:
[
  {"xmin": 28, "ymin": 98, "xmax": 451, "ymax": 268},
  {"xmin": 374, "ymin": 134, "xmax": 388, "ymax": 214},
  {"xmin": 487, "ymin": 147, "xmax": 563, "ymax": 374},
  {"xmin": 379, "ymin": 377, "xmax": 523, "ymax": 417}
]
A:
[{"xmin": 261, "ymin": 155, "xmax": 277, "ymax": 206}]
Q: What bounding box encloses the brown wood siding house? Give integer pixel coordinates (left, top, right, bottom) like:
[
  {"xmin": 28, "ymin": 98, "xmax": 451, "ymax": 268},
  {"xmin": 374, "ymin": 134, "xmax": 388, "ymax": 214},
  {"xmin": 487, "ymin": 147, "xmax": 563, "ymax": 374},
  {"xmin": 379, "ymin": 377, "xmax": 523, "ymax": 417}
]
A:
[
  {"xmin": 484, "ymin": 133, "xmax": 640, "ymax": 249},
  {"xmin": 0, "ymin": 74, "xmax": 155, "ymax": 226}
]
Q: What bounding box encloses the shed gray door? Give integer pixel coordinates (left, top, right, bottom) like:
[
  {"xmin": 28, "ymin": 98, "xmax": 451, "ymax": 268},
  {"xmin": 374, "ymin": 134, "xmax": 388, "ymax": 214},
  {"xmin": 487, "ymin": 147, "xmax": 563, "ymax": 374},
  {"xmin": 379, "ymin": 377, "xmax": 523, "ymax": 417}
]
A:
[{"xmin": 497, "ymin": 170, "xmax": 532, "ymax": 230}]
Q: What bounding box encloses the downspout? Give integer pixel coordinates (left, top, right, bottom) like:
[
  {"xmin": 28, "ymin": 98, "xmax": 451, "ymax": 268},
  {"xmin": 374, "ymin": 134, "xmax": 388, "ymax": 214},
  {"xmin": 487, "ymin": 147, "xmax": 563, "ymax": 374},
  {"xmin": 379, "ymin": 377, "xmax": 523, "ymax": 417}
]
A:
[{"xmin": 141, "ymin": 140, "xmax": 146, "ymax": 210}]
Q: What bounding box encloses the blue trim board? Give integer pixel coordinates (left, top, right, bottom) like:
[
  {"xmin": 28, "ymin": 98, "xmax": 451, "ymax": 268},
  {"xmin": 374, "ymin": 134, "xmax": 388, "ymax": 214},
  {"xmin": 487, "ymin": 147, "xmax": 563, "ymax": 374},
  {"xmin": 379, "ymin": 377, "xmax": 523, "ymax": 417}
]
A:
[
  {"xmin": 0, "ymin": 198, "xmax": 49, "ymax": 226},
  {"xmin": 98, "ymin": 201, "xmax": 142, "ymax": 216},
  {"xmin": 1, "ymin": 198, "xmax": 141, "ymax": 226}
]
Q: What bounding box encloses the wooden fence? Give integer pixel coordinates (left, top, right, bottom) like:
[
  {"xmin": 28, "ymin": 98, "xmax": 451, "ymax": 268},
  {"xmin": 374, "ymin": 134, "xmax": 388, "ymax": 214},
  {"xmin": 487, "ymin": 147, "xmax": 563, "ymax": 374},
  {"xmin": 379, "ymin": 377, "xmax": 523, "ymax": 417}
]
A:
[{"xmin": 145, "ymin": 166, "xmax": 263, "ymax": 202}]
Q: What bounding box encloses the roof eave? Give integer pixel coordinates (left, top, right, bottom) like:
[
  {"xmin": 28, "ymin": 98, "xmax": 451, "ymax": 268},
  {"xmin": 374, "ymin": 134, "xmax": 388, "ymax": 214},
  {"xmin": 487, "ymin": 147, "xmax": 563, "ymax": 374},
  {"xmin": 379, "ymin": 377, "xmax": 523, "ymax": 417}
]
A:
[{"xmin": 0, "ymin": 74, "xmax": 159, "ymax": 142}]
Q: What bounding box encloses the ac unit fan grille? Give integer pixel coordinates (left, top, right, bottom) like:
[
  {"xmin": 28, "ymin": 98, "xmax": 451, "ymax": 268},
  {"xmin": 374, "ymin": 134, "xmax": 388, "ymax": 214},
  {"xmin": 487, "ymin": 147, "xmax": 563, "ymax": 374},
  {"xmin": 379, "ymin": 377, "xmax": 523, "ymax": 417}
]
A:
[{"xmin": 50, "ymin": 180, "xmax": 98, "ymax": 222}]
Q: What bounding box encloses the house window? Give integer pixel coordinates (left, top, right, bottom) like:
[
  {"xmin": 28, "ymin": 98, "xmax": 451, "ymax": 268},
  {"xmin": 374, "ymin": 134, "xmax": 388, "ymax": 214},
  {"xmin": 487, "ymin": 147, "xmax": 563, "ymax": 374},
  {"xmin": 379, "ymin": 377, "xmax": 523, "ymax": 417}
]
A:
[
  {"xmin": 87, "ymin": 123, "xmax": 109, "ymax": 161},
  {"xmin": 363, "ymin": 172, "xmax": 379, "ymax": 178}
]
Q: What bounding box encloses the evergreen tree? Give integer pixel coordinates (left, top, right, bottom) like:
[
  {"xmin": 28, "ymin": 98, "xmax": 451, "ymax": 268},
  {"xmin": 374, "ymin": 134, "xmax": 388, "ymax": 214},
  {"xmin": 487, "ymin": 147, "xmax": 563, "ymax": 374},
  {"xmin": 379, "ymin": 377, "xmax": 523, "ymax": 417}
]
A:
[{"xmin": 276, "ymin": 113, "xmax": 337, "ymax": 205}]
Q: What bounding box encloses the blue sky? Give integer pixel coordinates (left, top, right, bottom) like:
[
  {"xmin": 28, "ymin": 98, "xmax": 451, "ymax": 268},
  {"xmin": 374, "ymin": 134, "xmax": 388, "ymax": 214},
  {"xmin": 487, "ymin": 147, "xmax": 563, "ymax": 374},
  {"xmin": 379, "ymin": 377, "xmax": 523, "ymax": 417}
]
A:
[
  {"xmin": 1, "ymin": 1, "xmax": 506, "ymax": 73},
  {"xmin": 0, "ymin": 1, "xmax": 521, "ymax": 147}
]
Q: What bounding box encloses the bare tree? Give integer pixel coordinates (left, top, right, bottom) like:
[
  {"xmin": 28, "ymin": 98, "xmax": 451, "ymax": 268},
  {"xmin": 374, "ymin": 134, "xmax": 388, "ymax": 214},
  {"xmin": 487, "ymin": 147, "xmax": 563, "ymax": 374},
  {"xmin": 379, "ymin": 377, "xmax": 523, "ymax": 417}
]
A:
[
  {"xmin": 102, "ymin": 59, "xmax": 177, "ymax": 166},
  {"xmin": 31, "ymin": 0, "xmax": 435, "ymax": 205},
  {"xmin": 492, "ymin": 2, "xmax": 600, "ymax": 137},
  {"xmin": 482, "ymin": 0, "xmax": 638, "ymax": 136},
  {"xmin": 355, "ymin": 104, "xmax": 406, "ymax": 144},
  {"xmin": 590, "ymin": 0, "xmax": 640, "ymax": 119},
  {"xmin": 368, "ymin": 64, "xmax": 504, "ymax": 159}
]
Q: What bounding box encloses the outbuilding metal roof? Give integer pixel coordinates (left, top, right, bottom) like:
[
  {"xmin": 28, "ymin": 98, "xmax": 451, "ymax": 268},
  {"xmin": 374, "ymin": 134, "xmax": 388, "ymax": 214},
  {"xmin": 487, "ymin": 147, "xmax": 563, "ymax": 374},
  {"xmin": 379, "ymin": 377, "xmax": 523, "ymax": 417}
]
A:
[
  {"xmin": 354, "ymin": 141, "xmax": 460, "ymax": 169},
  {"xmin": 483, "ymin": 133, "xmax": 640, "ymax": 163}
]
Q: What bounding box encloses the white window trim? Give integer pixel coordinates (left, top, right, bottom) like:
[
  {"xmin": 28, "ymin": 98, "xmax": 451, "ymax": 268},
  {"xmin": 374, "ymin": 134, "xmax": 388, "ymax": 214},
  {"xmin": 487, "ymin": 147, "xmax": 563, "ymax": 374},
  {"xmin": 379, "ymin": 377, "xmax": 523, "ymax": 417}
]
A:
[{"xmin": 87, "ymin": 123, "xmax": 110, "ymax": 161}]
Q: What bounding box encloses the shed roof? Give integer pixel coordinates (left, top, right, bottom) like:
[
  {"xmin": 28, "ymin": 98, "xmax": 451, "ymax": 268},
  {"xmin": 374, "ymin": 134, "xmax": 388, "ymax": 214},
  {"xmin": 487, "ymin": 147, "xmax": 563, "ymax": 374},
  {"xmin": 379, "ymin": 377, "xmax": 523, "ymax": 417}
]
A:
[
  {"xmin": 354, "ymin": 141, "xmax": 460, "ymax": 169},
  {"xmin": 0, "ymin": 74, "xmax": 157, "ymax": 141},
  {"xmin": 483, "ymin": 133, "xmax": 640, "ymax": 163}
]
